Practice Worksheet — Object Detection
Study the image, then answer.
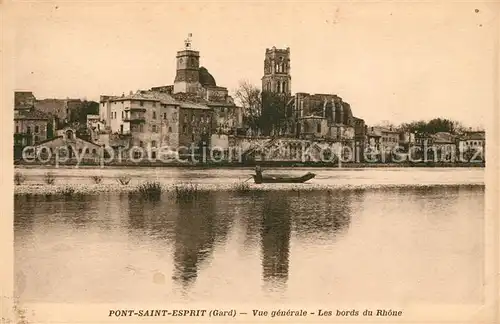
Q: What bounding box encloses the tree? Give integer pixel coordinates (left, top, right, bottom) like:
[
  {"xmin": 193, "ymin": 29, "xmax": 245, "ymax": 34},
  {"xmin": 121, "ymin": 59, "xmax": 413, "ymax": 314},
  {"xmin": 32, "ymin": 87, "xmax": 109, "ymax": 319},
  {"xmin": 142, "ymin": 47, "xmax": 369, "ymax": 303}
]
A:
[
  {"xmin": 233, "ymin": 80, "xmax": 262, "ymax": 132},
  {"xmin": 261, "ymin": 91, "xmax": 287, "ymax": 136},
  {"xmin": 398, "ymin": 118, "xmax": 468, "ymax": 135}
]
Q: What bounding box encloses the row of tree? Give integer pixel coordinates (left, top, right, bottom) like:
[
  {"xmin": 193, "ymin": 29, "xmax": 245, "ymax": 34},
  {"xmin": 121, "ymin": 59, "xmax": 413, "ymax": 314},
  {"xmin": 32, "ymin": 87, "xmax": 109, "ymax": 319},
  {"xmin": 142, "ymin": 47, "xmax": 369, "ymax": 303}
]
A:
[{"xmin": 376, "ymin": 118, "xmax": 481, "ymax": 135}]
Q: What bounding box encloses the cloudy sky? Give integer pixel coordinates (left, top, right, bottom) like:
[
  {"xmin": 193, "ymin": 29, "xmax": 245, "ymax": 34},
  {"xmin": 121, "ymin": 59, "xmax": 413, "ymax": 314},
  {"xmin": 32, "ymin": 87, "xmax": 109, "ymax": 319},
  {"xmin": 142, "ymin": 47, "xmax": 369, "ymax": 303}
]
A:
[{"xmin": 9, "ymin": 1, "xmax": 498, "ymax": 127}]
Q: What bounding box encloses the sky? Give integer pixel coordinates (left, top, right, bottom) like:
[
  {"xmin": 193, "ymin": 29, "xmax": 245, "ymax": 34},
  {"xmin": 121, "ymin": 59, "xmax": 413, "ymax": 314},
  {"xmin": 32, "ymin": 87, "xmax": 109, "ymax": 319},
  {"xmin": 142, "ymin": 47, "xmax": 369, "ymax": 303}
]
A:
[{"xmin": 9, "ymin": 1, "xmax": 499, "ymax": 127}]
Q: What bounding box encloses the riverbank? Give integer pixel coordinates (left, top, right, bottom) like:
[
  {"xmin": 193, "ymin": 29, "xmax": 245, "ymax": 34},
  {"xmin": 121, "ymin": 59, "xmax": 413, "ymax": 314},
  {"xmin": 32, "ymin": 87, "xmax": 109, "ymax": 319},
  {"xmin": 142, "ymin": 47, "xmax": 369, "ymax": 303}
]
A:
[
  {"xmin": 13, "ymin": 182, "xmax": 485, "ymax": 196},
  {"xmin": 14, "ymin": 160, "xmax": 485, "ymax": 168}
]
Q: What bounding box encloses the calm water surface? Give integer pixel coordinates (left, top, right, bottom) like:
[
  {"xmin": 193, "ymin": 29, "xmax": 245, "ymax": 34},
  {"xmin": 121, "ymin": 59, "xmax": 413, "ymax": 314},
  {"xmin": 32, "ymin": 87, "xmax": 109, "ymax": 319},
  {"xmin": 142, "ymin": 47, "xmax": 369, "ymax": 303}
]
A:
[{"xmin": 14, "ymin": 168, "xmax": 484, "ymax": 304}]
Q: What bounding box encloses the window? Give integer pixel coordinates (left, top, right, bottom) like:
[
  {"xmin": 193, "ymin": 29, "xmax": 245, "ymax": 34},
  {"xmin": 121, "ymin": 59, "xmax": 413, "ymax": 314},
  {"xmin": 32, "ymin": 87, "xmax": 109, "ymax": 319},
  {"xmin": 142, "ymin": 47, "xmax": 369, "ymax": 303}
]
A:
[
  {"xmin": 140, "ymin": 101, "xmax": 144, "ymax": 107},
  {"xmin": 27, "ymin": 126, "xmax": 32, "ymax": 134},
  {"xmin": 153, "ymin": 111, "xmax": 157, "ymax": 119},
  {"xmin": 34, "ymin": 136, "xmax": 40, "ymax": 143},
  {"xmin": 15, "ymin": 125, "xmax": 19, "ymax": 133},
  {"xmin": 121, "ymin": 111, "xmax": 124, "ymax": 119},
  {"xmin": 139, "ymin": 141, "xmax": 144, "ymax": 147},
  {"xmin": 163, "ymin": 113, "xmax": 167, "ymax": 120},
  {"xmin": 151, "ymin": 140, "xmax": 157, "ymax": 147},
  {"xmin": 152, "ymin": 125, "xmax": 157, "ymax": 133},
  {"xmin": 168, "ymin": 126, "xmax": 172, "ymax": 133},
  {"xmin": 183, "ymin": 125, "xmax": 187, "ymax": 134},
  {"xmin": 92, "ymin": 149, "xmax": 96, "ymax": 154},
  {"xmin": 151, "ymin": 151, "xmax": 157, "ymax": 159},
  {"xmin": 34, "ymin": 126, "xmax": 39, "ymax": 133},
  {"xmin": 152, "ymin": 102, "xmax": 156, "ymax": 107},
  {"xmin": 317, "ymin": 124, "xmax": 321, "ymax": 133},
  {"xmin": 139, "ymin": 124, "xmax": 144, "ymax": 132},
  {"xmin": 78, "ymin": 148, "xmax": 83, "ymax": 154}
]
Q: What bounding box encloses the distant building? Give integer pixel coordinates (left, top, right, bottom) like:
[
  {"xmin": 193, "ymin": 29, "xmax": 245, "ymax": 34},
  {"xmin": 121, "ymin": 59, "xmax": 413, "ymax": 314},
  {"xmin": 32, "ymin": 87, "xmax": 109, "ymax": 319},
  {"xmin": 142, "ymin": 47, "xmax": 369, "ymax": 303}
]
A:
[
  {"xmin": 34, "ymin": 98, "xmax": 84, "ymax": 127},
  {"xmin": 14, "ymin": 92, "xmax": 54, "ymax": 158},
  {"xmin": 431, "ymin": 132, "xmax": 457, "ymax": 161},
  {"xmin": 457, "ymin": 130, "xmax": 485, "ymax": 161}
]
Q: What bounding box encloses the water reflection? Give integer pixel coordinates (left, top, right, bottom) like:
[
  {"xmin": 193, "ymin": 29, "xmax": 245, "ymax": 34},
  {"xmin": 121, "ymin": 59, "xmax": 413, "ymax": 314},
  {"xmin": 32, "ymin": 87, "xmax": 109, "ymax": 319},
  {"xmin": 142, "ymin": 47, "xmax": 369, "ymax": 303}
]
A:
[
  {"xmin": 290, "ymin": 190, "xmax": 355, "ymax": 238},
  {"xmin": 13, "ymin": 184, "xmax": 485, "ymax": 304},
  {"xmin": 260, "ymin": 193, "xmax": 291, "ymax": 288}
]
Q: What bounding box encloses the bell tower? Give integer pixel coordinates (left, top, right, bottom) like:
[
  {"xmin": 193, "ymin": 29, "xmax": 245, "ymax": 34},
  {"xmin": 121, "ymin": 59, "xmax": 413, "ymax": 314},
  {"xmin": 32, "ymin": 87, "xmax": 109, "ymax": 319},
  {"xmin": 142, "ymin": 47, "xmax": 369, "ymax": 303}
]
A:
[
  {"xmin": 261, "ymin": 46, "xmax": 291, "ymax": 95},
  {"xmin": 174, "ymin": 33, "xmax": 201, "ymax": 94}
]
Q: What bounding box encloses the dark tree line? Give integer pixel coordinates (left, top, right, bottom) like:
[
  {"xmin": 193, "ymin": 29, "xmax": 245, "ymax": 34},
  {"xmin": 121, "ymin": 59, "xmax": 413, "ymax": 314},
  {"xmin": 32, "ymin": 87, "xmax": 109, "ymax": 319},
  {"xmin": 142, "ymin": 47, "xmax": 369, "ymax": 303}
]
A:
[{"xmin": 398, "ymin": 118, "xmax": 470, "ymax": 134}]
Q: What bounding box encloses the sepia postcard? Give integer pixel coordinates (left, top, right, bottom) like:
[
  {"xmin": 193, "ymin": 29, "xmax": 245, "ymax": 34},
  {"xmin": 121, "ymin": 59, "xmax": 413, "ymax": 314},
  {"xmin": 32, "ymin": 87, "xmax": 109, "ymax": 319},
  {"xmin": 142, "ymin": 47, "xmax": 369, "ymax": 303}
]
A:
[{"xmin": 1, "ymin": 1, "xmax": 499, "ymax": 323}]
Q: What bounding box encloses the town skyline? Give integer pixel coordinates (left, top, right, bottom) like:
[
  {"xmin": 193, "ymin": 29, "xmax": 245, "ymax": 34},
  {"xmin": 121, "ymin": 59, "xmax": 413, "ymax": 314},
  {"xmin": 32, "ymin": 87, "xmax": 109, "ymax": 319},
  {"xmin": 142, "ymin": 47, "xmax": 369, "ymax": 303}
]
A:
[{"xmin": 11, "ymin": 2, "xmax": 496, "ymax": 128}]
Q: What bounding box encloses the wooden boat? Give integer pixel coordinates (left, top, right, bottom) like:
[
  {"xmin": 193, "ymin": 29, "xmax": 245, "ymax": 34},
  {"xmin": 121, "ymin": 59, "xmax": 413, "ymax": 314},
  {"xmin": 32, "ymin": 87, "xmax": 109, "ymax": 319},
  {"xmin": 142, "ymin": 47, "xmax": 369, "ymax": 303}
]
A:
[{"xmin": 252, "ymin": 172, "xmax": 316, "ymax": 184}]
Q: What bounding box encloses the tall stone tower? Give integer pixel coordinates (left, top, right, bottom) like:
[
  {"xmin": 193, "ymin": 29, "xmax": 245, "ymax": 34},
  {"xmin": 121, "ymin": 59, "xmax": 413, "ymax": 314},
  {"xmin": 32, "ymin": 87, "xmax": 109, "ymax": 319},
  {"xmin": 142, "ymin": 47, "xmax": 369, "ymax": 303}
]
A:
[
  {"xmin": 174, "ymin": 34, "xmax": 201, "ymax": 94},
  {"xmin": 261, "ymin": 47, "xmax": 291, "ymax": 95}
]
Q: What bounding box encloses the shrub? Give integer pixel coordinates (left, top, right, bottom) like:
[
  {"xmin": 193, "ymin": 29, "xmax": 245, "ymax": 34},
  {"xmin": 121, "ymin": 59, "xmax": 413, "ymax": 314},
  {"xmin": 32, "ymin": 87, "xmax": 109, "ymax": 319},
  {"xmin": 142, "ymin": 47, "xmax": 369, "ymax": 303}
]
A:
[
  {"xmin": 234, "ymin": 181, "xmax": 251, "ymax": 193},
  {"xmin": 44, "ymin": 172, "xmax": 56, "ymax": 185},
  {"xmin": 59, "ymin": 186, "xmax": 76, "ymax": 198},
  {"xmin": 117, "ymin": 176, "xmax": 131, "ymax": 185},
  {"xmin": 174, "ymin": 183, "xmax": 200, "ymax": 201},
  {"xmin": 91, "ymin": 175, "xmax": 103, "ymax": 184},
  {"xmin": 136, "ymin": 181, "xmax": 162, "ymax": 200},
  {"xmin": 14, "ymin": 172, "xmax": 25, "ymax": 185}
]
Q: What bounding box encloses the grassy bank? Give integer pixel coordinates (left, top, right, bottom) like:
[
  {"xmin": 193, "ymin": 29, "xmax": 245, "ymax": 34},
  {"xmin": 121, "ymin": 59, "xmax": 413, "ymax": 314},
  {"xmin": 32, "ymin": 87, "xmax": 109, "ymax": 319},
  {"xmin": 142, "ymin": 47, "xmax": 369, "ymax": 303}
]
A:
[{"xmin": 13, "ymin": 181, "xmax": 485, "ymax": 198}]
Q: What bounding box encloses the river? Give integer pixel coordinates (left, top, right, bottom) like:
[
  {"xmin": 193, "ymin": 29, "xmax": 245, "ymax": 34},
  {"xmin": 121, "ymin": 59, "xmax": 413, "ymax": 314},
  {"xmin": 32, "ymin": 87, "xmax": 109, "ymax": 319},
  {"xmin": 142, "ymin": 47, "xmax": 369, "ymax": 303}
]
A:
[{"xmin": 14, "ymin": 167, "xmax": 484, "ymax": 304}]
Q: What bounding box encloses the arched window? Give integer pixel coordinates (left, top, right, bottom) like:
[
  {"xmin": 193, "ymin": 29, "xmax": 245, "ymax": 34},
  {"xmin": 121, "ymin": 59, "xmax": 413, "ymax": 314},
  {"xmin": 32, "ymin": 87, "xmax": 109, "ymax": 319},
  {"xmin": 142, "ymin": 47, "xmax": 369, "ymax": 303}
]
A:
[
  {"xmin": 151, "ymin": 140, "xmax": 157, "ymax": 147},
  {"xmin": 282, "ymin": 81, "xmax": 287, "ymax": 93},
  {"xmin": 276, "ymin": 82, "xmax": 281, "ymax": 93},
  {"xmin": 66, "ymin": 130, "xmax": 74, "ymax": 140}
]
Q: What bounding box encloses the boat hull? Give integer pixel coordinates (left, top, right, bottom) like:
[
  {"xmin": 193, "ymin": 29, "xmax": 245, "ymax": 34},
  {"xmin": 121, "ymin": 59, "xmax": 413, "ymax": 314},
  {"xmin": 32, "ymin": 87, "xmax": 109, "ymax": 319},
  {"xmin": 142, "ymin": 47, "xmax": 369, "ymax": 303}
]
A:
[{"xmin": 252, "ymin": 172, "xmax": 316, "ymax": 184}]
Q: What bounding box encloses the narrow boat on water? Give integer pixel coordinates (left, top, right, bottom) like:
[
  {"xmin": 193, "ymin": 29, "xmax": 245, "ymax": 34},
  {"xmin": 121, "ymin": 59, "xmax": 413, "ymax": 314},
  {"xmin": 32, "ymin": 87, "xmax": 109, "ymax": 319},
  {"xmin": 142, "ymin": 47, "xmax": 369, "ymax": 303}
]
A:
[{"xmin": 252, "ymin": 172, "xmax": 316, "ymax": 184}]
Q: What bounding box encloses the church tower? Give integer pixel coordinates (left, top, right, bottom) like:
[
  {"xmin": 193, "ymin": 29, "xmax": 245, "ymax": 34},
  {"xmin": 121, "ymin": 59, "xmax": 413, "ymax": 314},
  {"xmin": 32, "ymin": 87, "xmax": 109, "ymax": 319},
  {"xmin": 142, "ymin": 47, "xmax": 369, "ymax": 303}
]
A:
[
  {"xmin": 174, "ymin": 34, "xmax": 201, "ymax": 94},
  {"xmin": 261, "ymin": 47, "xmax": 291, "ymax": 95}
]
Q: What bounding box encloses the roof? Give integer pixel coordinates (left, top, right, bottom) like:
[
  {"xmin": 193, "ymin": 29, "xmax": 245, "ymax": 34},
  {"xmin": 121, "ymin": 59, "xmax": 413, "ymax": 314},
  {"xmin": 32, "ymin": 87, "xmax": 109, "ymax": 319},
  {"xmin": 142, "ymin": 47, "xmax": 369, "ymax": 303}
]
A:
[
  {"xmin": 199, "ymin": 67, "xmax": 217, "ymax": 87},
  {"xmin": 179, "ymin": 101, "xmax": 211, "ymax": 110},
  {"xmin": 101, "ymin": 89, "xmax": 236, "ymax": 110},
  {"xmin": 14, "ymin": 109, "xmax": 50, "ymax": 120},
  {"xmin": 464, "ymin": 131, "xmax": 485, "ymax": 140}
]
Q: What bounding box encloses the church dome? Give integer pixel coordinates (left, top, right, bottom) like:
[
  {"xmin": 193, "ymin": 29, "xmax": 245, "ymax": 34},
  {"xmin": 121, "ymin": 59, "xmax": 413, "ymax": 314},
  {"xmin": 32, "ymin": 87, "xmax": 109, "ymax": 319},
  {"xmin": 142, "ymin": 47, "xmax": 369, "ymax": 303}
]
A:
[{"xmin": 199, "ymin": 66, "xmax": 217, "ymax": 87}]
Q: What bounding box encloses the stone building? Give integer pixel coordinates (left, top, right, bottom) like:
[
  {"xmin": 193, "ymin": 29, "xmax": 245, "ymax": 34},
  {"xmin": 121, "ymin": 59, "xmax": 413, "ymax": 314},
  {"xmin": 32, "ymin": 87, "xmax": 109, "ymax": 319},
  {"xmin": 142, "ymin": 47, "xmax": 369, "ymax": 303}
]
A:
[
  {"xmin": 259, "ymin": 47, "xmax": 364, "ymax": 148},
  {"xmin": 32, "ymin": 127, "xmax": 102, "ymax": 162},
  {"xmin": 14, "ymin": 91, "xmax": 54, "ymax": 158},
  {"xmin": 98, "ymin": 35, "xmax": 242, "ymax": 160},
  {"xmin": 34, "ymin": 98, "xmax": 84, "ymax": 127}
]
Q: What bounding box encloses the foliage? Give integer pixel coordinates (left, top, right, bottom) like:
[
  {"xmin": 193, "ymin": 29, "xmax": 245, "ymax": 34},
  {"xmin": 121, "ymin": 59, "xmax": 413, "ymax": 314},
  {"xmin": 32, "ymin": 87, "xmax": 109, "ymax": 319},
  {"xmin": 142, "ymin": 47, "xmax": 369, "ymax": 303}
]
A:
[
  {"xmin": 398, "ymin": 118, "xmax": 468, "ymax": 134},
  {"xmin": 91, "ymin": 175, "xmax": 103, "ymax": 184},
  {"xmin": 261, "ymin": 91, "xmax": 288, "ymax": 135},
  {"xmin": 14, "ymin": 172, "xmax": 25, "ymax": 185},
  {"xmin": 44, "ymin": 172, "xmax": 56, "ymax": 185},
  {"xmin": 136, "ymin": 181, "xmax": 162, "ymax": 200},
  {"xmin": 233, "ymin": 81, "xmax": 289, "ymax": 135},
  {"xmin": 174, "ymin": 183, "xmax": 200, "ymax": 201},
  {"xmin": 234, "ymin": 181, "xmax": 251, "ymax": 193},
  {"xmin": 234, "ymin": 80, "xmax": 262, "ymax": 131},
  {"xmin": 117, "ymin": 176, "xmax": 131, "ymax": 185}
]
